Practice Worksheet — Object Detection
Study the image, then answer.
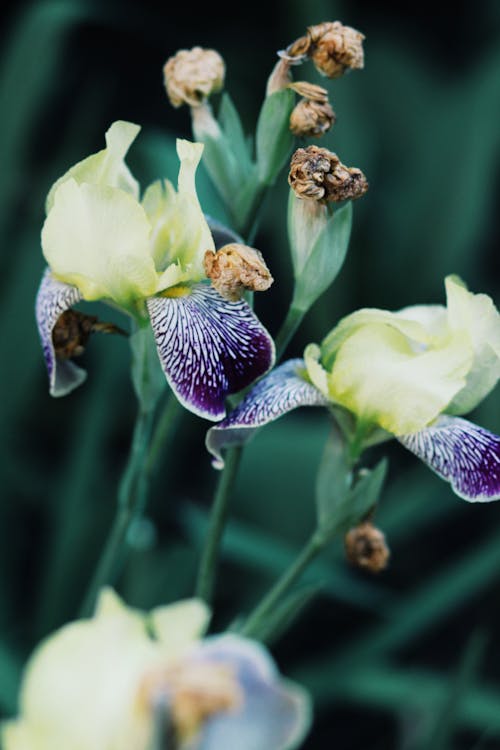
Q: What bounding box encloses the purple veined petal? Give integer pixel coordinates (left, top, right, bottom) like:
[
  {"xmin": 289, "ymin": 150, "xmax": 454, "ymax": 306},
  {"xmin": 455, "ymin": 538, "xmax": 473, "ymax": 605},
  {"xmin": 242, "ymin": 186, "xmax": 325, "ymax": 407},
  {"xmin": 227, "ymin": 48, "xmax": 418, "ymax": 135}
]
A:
[
  {"xmin": 185, "ymin": 634, "xmax": 311, "ymax": 750},
  {"xmin": 206, "ymin": 215, "xmax": 243, "ymax": 249},
  {"xmin": 147, "ymin": 283, "xmax": 275, "ymax": 422},
  {"xmin": 206, "ymin": 359, "xmax": 329, "ymax": 468},
  {"xmin": 35, "ymin": 268, "xmax": 85, "ymax": 397},
  {"xmin": 398, "ymin": 415, "xmax": 500, "ymax": 502}
]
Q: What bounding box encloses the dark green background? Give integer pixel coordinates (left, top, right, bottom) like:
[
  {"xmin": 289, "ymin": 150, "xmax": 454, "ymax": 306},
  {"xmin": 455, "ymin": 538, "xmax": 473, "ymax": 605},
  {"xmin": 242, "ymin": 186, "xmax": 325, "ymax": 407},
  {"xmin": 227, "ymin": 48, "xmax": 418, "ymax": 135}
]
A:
[{"xmin": 1, "ymin": 1, "xmax": 500, "ymax": 748}]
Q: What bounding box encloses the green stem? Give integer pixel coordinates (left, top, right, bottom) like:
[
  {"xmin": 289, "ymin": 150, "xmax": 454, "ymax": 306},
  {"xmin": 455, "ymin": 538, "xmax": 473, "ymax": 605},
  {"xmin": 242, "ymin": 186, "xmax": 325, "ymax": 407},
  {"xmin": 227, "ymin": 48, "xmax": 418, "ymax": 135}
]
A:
[
  {"xmin": 146, "ymin": 391, "xmax": 182, "ymax": 476},
  {"xmin": 274, "ymin": 304, "xmax": 305, "ymax": 361},
  {"xmin": 239, "ymin": 530, "xmax": 325, "ymax": 638},
  {"xmin": 79, "ymin": 404, "xmax": 155, "ymax": 617},
  {"xmin": 195, "ymin": 446, "xmax": 243, "ymax": 603}
]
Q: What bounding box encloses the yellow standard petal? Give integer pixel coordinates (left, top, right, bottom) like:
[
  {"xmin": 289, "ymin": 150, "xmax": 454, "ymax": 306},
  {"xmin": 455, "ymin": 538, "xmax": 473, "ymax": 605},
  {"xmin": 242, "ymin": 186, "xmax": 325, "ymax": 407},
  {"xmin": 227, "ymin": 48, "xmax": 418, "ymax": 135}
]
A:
[
  {"xmin": 46, "ymin": 120, "xmax": 141, "ymax": 212},
  {"xmin": 445, "ymin": 275, "xmax": 500, "ymax": 414},
  {"xmin": 142, "ymin": 140, "xmax": 214, "ymax": 290},
  {"xmin": 328, "ymin": 321, "xmax": 472, "ymax": 435},
  {"xmin": 150, "ymin": 598, "xmax": 211, "ymax": 659},
  {"xmin": 42, "ymin": 179, "xmax": 157, "ymax": 308}
]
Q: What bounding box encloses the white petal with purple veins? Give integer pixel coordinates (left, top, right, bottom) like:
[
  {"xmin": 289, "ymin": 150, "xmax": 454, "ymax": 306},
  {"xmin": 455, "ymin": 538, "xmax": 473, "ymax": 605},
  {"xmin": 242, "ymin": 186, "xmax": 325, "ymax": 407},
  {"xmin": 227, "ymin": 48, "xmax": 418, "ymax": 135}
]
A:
[
  {"xmin": 399, "ymin": 415, "xmax": 500, "ymax": 502},
  {"xmin": 147, "ymin": 284, "xmax": 275, "ymax": 421},
  {"xmin": 187, "ymin": 635, "xmax": 311, "ymax": 750},
  {"xmin": 35, "ymin": 269, "xmax": 85, "ymax": 397},
  {"xmin": 206, "ymin": 359, "xmax": 329, "ymax": 468}
]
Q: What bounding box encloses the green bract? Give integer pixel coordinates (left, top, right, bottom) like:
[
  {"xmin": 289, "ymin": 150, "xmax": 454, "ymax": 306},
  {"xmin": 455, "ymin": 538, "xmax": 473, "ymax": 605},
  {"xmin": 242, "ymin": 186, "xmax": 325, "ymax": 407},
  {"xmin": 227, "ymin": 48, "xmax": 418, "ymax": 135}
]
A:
[
  {"xmin": 305, "ymin": 276, "xmax": 500, "ymax": 436},
  {"xmin": 41, "ymin": 121, "xmax": 214, "ymax": 311}
]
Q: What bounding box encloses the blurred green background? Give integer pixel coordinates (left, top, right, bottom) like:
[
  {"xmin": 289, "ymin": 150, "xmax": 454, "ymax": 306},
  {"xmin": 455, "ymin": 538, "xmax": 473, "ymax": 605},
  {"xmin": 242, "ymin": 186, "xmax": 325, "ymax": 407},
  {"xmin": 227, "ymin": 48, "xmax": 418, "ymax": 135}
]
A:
[{"xmin": 1, "ymin": 0, "xmax": 500, "ymax": 748}]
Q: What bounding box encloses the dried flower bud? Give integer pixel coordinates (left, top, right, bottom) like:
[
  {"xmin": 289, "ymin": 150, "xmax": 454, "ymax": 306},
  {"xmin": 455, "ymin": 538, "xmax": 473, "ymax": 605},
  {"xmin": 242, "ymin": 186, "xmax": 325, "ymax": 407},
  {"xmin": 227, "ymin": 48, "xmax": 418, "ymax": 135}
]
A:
[
  {"xmin": 289, "ymin": 90, "xmax": 335, "ymax": 138},
  {"xmin": 307, "ymin": 21, "xmax": 365, "ymax": 78},
  {"xmin": 288, "ymin": 145, "xmax": 368, "ymax": 203},
  {"xmin": 164, "ymin": 47, "xmax": 225, "ymax": 108},
  {"xmin": 52, "ymin": 310, "xmax": 126, "ymax": 359},
  {"xmin": 52, "ymin": 310, "xmax": 97, "ymax": 359},
  {"xmin": 285, "ymin": 35, "xmax": 312, "ymax": 61},
  {"xmin": 289, "ymin": 81, "xmax": 328, "ymax": 102},
  {"xmin": 345, "ymin": 522, "xmax": 389, "ymax": 573},
  {"xmin": 204, "ymin": 244, "xmax": 273, "ymax": 302}
]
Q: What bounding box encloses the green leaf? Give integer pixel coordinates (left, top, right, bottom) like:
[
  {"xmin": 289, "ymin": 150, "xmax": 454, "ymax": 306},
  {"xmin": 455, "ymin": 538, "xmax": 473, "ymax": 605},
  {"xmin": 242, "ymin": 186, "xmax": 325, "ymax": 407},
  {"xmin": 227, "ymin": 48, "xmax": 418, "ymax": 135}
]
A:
[
  {"xmin": 130, "ymin": 324, "xmax": 166, "ymax": 410},
  {"xmin": 291, "ymin": 200, "xmax": 353, "ymax": 312},
  {"xmin": 315, "ymin": 423, "xmax": 353, "ymax": 530},
  {"xmin": 194, "ymin": 130, "xmax": 244, "ymax": 210},
  {"xmin": 317, "ymin": 457, "xmax": 388, "ymax": 540},
  {"xmin": 218, "ymin": 93, "xmax": 253, "ymax": 173},
  {"xmin": 256, "ymin": 88, "xmax": 295, "ymax": 185}
]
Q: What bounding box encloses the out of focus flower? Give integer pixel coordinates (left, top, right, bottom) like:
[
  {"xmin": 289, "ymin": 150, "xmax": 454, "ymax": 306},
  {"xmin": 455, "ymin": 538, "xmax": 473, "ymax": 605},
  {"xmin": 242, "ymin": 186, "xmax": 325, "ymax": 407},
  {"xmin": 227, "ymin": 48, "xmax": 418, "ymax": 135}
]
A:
[
  {"xmin": 2, "ymin": 589, "xmax": 310, "ymax": 750},
  {"xmin": 36, "ymin": 121, "xmax": 274, "ymax": 419},
  {"xmin": 208, "ymin": 277, "xmax": 500, "ymax": 502},
  {"xmin": 164, "ymin": 47, "xmax": 225, "ymax": 108},
  {"xmin": 288, "ymin": 146, "xmax": 368, "ymax": 203}
]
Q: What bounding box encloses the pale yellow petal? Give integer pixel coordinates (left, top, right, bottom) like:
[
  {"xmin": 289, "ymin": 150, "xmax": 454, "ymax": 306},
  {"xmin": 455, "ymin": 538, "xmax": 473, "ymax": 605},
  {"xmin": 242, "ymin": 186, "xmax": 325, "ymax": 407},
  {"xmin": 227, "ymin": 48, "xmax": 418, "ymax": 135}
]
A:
[
  {"xmin": 42, "ymin": 179, "xmax": 157, "ymax": 307},
  {"xmin": 150, "ymin": 599, "xmax": 211, "ymax": 658},
  {"xmin": 304, "ymin": 343, "xmax": 330, "ymax": 398},
  {"xmin": 329, "ymin": 323, "xmax": 472, "ymax": 435},
  {"xmin": 46, "ymin": 120, "xmax": 140, "ymax": 212}
]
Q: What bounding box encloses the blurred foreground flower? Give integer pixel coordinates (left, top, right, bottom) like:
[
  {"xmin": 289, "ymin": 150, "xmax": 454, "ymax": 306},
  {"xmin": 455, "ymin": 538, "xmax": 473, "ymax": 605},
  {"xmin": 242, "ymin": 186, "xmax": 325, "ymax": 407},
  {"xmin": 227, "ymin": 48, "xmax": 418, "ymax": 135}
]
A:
[
  {"xmin": 2, "ymin": 589, "xmax": 310, "ymax": 750},
  {"xmin": 208, "ymin": 276, "xmax": 500, "ymax": 502},
  {"xmin": 36, "ymin": 121, "xmax": 274, "ymax": 419}
]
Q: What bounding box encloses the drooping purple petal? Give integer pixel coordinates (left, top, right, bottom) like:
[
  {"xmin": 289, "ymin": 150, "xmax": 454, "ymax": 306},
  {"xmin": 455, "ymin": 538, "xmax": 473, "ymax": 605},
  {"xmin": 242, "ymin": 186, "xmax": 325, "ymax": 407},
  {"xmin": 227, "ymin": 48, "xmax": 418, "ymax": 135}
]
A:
[
  {"xmin": 399, "ymin": 415, "xmax": 500, "ymax": 502},
  {"xmin": 206, "ymin": 359, "xmax": 329, "ymax": 468},
  {"xmin": 147, "ymin": 283, "xmax": 275, "ymax": 421},
  {"xmin": 186, "ymin": 635, "xmax": 311, "ymax": 750},
  {"xmin": 35, "ymin": 268, "xmax": 85, "ymax": 397}
]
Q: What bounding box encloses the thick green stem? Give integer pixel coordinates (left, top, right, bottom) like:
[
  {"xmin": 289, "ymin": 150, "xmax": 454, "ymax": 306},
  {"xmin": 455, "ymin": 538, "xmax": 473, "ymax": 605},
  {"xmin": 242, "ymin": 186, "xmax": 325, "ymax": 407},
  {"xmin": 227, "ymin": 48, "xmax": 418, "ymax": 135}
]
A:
[
  {"xmin": 239, "ymin": 530, "xmax": 326, "ymax": 639},
  {"xmin": 274, "ymin": 304, "xmax": 305, "ymax": 361},
  {"xmin": 79, "ymin": 404, "xmax": 155, "ymax": 617},
  {"xmin": 146, "ymin": 391, "xmax": 182, "ymax": 476},
  {"xmin": 195, "ymin": 446, "xmax": 243, "ymax": 603}
]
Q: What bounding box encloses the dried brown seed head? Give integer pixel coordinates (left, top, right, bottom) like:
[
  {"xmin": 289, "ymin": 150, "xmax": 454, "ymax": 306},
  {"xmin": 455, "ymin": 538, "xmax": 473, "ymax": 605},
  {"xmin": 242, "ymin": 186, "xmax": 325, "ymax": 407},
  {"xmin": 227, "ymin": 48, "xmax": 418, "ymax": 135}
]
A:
[
  {"xmin": 288, "ymin": 145, "xmax": 368, "ymax": 203},
  {"xmin": 204, "ymin": 244, "xmax": 273, "ymax": 302},
  {"xmin": 52, "ymin": 310, "xmax": 97, "ymax": 359},
  {"xmin": 284, "ymin": 34, "xmax": 312, "ymax": 61},
  {"xmin": 345, "ymin": 522, "xmax": 389, "ymax": 573},
  {"xmin": 290, "ymin": 98, "xmax": 336, "ymax": 138},
  {"xmin": 307, "ymin": 21, "xmax": 365, "ymax": 78},
  {"xmin": 164, "ymin": 47, "xmax": 225, "ymax": 108}
]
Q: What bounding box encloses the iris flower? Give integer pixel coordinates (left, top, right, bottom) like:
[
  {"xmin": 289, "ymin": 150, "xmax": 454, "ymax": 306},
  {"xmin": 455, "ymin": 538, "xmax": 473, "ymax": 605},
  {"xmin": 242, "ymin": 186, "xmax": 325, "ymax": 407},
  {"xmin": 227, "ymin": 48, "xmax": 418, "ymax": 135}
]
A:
[
  {"xmin": 208, "ymin": 276, "xmax": 500, "ymax": 501},
  {"xmin": 2, "ymin": 589, "xmax": 310, "ymax": 750},
  {"xmin": 36, "ymin": 121, "xmax": 274, "ymax": 419}
]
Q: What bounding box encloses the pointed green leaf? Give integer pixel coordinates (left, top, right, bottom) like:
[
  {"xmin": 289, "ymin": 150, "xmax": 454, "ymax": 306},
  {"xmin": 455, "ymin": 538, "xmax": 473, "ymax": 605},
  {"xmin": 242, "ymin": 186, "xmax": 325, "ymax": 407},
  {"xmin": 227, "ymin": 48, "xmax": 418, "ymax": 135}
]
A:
[
  {"xmin": 219, "ymin": 93, "xmax": 253, "ymax": 172},
  {"xmin": 130, "ymin": 324, "xmax": 166, "ymax": 410},
  {"xmin": 291, "ymin": 200, "xmax": 353, "ymax": 312},
  {"xmin": 340, "ymin": 458, "xmax": 388, "ymax": 534},
  {"xmin": 256, "ymin": 88, "xmax": 295, "ymax": 184},
  {"xmin": 315, "ymin": 424, "xmax": 353, "ymax": 531}
]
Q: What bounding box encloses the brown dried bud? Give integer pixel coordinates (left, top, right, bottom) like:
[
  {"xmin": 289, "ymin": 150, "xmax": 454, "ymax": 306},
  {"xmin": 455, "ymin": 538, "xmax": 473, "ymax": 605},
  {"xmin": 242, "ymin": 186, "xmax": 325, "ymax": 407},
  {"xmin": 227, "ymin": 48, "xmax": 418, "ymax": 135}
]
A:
[
  {"xmin": 285, "ymin": 35, "xmax": 312, "ymax": 61},
  {"xmin": 52, "ymin": 310, "xmax": 97, "ymax": 359},
  {"xmin": 289, "ymin": 81, "xmax": 328, "ymax": 102},
  {"xmin": 288, "ymin": 145, "xmax": 368, "ymax": 203},
  {"xmin": 164, "ymin": 47, "xmax": 225, "ymax": 108},
  {"xmin": 52, "ymin": 310, "xmax": 127, "ymax": 360},
  {"xmin": 345, "ymin": 522, "xmax": 389, "ymax": 573},
  {"xmin": 204, "ymin": 244, "xmax": 273, "ymax": 302},
  {"xmin": 290, "ymin": 98, "xmax": 336, "ymax": 138},
  {"xmin": 308, "ymin": 21, "xmax": 365, "ymax": 78}
]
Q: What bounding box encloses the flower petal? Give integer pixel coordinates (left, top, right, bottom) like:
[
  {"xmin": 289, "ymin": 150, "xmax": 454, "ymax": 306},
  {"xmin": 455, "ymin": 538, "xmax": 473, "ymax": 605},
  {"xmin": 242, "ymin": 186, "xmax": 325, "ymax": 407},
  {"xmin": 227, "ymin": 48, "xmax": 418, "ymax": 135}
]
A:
[
  {"xmin": 147, "ymin": 284, "xmax": 275, "ymax": 421},
  {"xmin": 45, "ymin": 120, "xmax": 140, "ymax": 212},
  {"xmin": 42, "ymin": 179, "xmax": 157, "ymax": 307},
  {"xmin": 206, "ymin": 359, "xmax": 328, "ymax": 468},
  {"xmin": 399, "ymin": 415, "xmax": 500, "ymax": 501},
  {"xmin": 35, "ymin": 269, "xmax": 86, "ymax": 397},
  {"xmin": 189, "ymin": 635, "xmax": 311, "ymax": 750},
  {"xmin": 150, "ymin": 599, "xmax": 211, "ymax": 659}
]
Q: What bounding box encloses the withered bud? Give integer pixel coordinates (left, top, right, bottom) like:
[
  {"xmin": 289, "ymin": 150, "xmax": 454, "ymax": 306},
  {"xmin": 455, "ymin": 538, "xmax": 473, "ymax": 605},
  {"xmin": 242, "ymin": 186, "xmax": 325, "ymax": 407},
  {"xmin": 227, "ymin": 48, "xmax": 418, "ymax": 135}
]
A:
[
  {"xmin": 52, "ymin": 310, "xmax": 127, "ymax": 360},
  {"xmin": 284, "ymin": 35, "xmax": 312, "ymax": 61},
  {"xmin": 307, "ymin": 21, "xmax": 365, "ymax": 78},
  {"xmin": 204, "ymin": 244, "xmax": 273, "ymax": 302},
  {"xmin": 345, "ymin": 522, "xmax": 389, "ymax": 574},
  {"xmin": 52, "ymin": 310, "xmax": 97, "ymax": 359},
  {"xmin": 164, "ymin": 47, "xmax": 225, "ymax": 108},
  {"xmin": 289, "ymin": 83, "xmax": 336, "ymax": 137},
  {"xmin": 288, "ymin": 145, "xmax": 368, "ymax": 203}
]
